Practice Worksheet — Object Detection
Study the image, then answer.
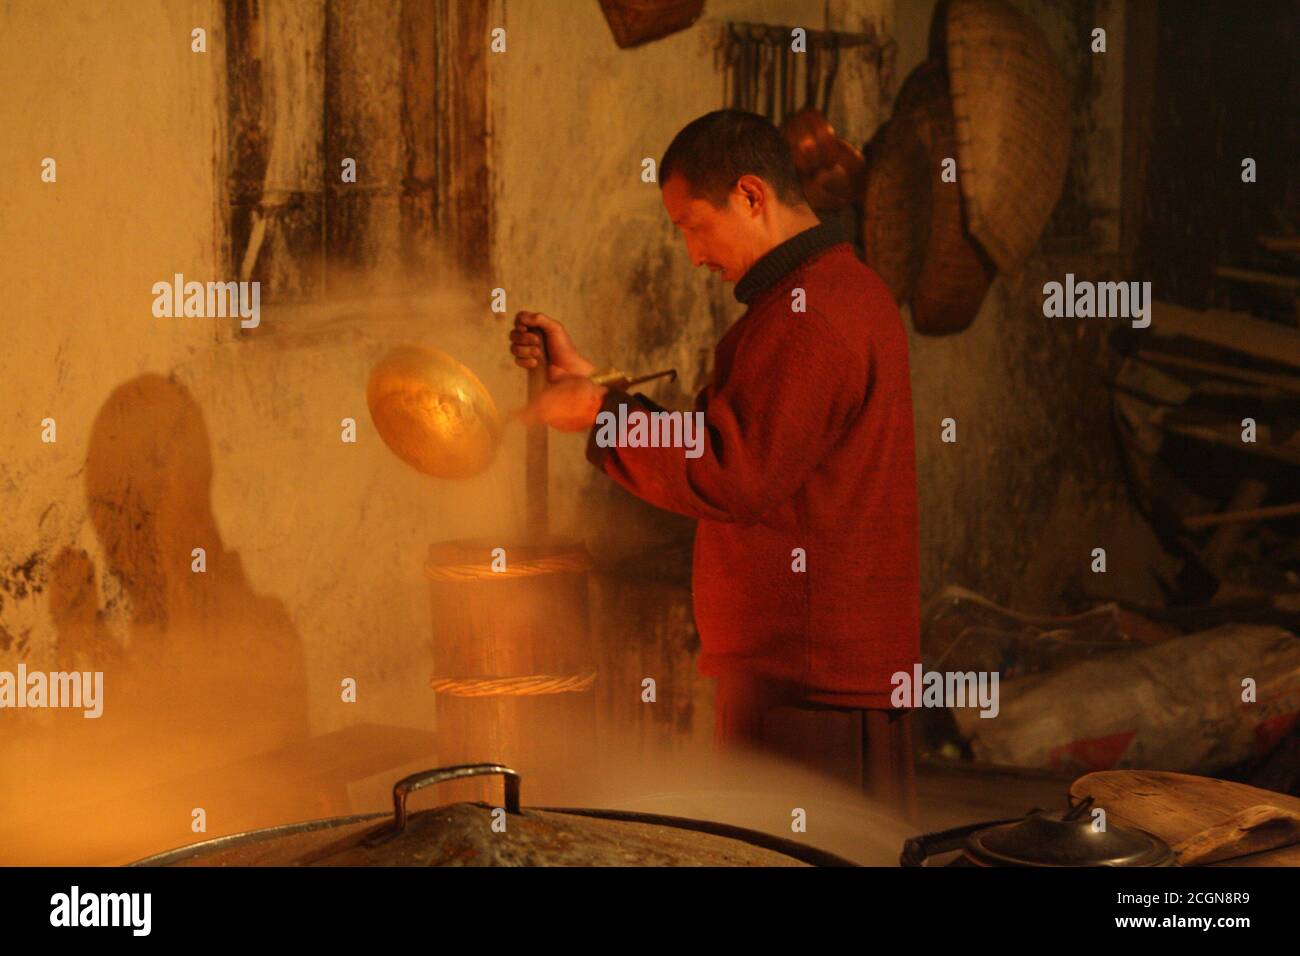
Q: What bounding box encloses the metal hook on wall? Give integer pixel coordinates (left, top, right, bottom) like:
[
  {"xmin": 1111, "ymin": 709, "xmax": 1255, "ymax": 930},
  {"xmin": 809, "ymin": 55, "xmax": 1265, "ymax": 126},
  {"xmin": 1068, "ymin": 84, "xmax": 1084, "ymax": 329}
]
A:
[
  {"xmin": 803, "ymin": 36, "xmax": 819, "ymax": 111},
  {"xmin": 821, "ymin": 33, "xmax": 841, "ymax": 116}
]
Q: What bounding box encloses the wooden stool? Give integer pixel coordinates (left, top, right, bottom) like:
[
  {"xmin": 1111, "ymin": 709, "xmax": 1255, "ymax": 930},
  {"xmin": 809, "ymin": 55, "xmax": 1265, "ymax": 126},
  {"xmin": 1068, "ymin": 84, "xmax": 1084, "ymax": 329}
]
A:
[
  {"xmin": 713, "ymin": 673, "xmax": 919, "ymax": 824},
  {"xmin": 785, "ymin": 700, "xmax": 918, "ymax": 826}
]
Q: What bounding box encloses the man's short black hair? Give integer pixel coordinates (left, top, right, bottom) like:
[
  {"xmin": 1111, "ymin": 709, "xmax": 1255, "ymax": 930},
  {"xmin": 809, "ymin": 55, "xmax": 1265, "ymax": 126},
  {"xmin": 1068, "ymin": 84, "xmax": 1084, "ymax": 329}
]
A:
[{"xmin": 659, "ymin": 109, "xmax": 808, "ymax": 209}]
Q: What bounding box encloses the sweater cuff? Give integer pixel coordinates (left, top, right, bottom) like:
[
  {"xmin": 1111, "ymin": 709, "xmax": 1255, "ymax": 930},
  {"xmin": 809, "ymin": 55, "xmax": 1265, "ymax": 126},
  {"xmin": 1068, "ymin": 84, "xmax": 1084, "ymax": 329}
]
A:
[{"xmin": 585, "ymin": 388, "xmax": 633, "ymax": 471}]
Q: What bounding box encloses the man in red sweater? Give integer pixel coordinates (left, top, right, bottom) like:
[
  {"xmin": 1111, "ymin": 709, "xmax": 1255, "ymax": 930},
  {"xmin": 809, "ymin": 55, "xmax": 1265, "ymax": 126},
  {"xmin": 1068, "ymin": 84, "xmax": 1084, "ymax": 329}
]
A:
[{"xmin": 513, "ymin": 111, "xmax": 920, "ymax": 816}]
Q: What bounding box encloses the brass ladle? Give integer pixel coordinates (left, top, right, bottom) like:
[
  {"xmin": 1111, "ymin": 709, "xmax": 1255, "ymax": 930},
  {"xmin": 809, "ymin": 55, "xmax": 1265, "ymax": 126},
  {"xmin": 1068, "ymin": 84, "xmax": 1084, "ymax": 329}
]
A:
[{"xmin": 367, "ymin": 345, "xmax": 675, "ymax": 481}]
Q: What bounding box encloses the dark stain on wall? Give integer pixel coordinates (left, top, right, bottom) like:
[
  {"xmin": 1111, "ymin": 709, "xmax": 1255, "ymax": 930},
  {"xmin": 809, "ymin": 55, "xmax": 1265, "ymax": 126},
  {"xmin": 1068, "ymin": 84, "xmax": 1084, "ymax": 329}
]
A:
[
  {"xmin": 2, "ymin": 552, "xmax": 46, "ymax": 602},
  {"xmin": 0, "ymin": 551, "xmax": 46, "ymax": 654},
  {"xmin": 629, "ymin": 243, "xmax": 692, "ymax": 354}
]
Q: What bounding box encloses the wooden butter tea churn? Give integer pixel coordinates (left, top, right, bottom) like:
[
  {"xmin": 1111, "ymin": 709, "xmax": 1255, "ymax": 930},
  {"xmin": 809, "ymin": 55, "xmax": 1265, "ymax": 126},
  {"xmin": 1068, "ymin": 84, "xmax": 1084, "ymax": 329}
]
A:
[
  {"xmin": 368, "ymin": 332, "xmax": 602, "ymax": 804},
  {"xmin": 425, "ymin": 537, "xmax": 596, "ymax": 804}
]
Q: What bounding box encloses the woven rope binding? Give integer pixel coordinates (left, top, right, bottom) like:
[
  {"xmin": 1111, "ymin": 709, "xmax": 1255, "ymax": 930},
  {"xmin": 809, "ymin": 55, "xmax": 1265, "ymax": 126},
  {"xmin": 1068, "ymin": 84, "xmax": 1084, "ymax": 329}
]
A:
[
  {"xmin": 424, "ymin": 551, "xmax": 592, "ymax": 583},
  {"xmin": 428, "ymin": 670, "xmax": 598, "ymax": 697}
]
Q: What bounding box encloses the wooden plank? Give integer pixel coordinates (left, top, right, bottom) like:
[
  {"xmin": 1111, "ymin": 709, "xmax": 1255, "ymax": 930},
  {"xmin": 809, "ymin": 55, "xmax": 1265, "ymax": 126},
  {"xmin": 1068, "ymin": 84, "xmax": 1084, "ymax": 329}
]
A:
[
  {"xmin": 1137, "ymin": 349, "xmax": 1300, "ymax": 396},
  {"xmin": 325, "ymin": 0, "xmax": 406, "ymax": 291},
  {"xmin": 434, "ymin": 0, "xmax": 492, "ymax": 282},
  {"xmin": 1071, "ymin": 770, "xmax": 1300, "ymax": 866},
  {"xmin": 400, "ymin": 0, "xmax": 438, "ymax": 276},
  {"xmin": 1160, "ymin": 421, "xmax": 1300, "ymax": 467},
  {"xmin": 1173, "ymin": 805, "xmax": 1300, "ymax": 866},
  {"xmin": 1185, "ymin": 500, "xmax": 1300, "ymax": 529},
  {"xmin": 1214, "ymin": 265, "xmax": 1300, "ymax": 291},
  {"xmin": 1202, "ymin": 477, "xmax": 1269, "ymax": 571},
  {"xmin": 1149, "ymin": 301, "xmax": 1300, "ymax": 370},
  {"xmin": 1258, "ymin": 235, "xmax": 1300, "ymax": 257},
  {"xmin": 1164, "ymin": 421, "xmax": 1300, "ymax": 468},
  {"xmin": 1193, "ymin": 378, "xmax": 1299, "ymax": 401}
]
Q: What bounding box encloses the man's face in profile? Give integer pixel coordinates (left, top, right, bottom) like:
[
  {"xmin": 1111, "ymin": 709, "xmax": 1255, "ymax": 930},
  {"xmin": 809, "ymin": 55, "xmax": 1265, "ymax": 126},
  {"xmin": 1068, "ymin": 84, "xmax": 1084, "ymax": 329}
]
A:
[{"xmin": 662, "ymin": 173, "xmax": 760, "ymax": 283}]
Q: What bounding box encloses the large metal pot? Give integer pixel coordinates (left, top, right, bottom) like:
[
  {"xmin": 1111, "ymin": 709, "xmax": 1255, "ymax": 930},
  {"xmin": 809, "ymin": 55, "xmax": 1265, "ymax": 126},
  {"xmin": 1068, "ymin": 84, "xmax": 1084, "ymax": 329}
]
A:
[{"xmin": 130, "ymin": 764, "xmax": 856, "ymax": 867}]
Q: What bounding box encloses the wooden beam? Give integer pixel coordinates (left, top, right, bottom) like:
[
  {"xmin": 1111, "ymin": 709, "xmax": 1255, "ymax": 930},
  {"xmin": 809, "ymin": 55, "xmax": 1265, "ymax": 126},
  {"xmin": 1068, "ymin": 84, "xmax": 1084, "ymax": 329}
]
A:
[
  {"xmin": 401, "ymin": 0, "xmax": 438, "ymax": 277},
  {"xmin": 1214, "ymin": 266, "xmax": 1300, "ymax": 291},
  {"xmin": 1258, "ymin": 235, "xmax": 1300, "ymax": 257},
  {"xmin": 1137, "ymin": 349, "xmax": 1300, "ymax": 396},
  {"xmin": 1149, "ymin": 301, "xmax": 1300, "ymax": 370},
  {"xmin": 434, "ymin": 0, "xmax": 492, "ymax": 282},
  {"xmin": 1201, "ymin": 477, "xmax": 1270, "ymax": 570},
  {"xmin": 1185, "ymin": 501, "xmax": 1300, "ymax": 529},
  {"xmin": 1159, "ymin": 420, "xmax": 1300, "ymax": 467}
]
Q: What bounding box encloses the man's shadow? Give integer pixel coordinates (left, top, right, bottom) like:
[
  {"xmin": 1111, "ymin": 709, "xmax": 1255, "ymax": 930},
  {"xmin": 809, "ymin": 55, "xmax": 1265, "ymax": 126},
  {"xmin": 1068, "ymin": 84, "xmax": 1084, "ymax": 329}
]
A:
[{"xmin": 37, "ymin": 374, "xmax": 314, "ymax": 861}]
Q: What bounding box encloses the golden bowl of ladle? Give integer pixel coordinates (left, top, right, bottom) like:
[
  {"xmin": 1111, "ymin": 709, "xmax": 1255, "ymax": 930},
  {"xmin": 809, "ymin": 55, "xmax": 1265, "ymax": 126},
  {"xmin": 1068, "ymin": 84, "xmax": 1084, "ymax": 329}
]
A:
[{"xmin": 367, "ymin": 345, "xmax": 503, "ymax": 480}]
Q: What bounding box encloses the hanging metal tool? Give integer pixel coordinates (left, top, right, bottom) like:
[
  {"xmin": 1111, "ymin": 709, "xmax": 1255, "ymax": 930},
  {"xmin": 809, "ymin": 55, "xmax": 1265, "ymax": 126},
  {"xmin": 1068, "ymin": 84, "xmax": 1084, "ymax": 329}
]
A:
[
  {"xmin": 804, "ymin": 37, "xmax": 819, "ymax": 110},
  {"xmin": 821, "ymin": 33, "xmax": 840, "ymax": 115},
  {"xmin": 721, "ymin": 21, "xmax": 892, "ymax": 124},
  {"xmin": 778, "ymin": 36, "xmax": 789, "ymax": 124},
  {"xmin": 759, "ymin": 33, "xmax": 769, "ymax": 118}
]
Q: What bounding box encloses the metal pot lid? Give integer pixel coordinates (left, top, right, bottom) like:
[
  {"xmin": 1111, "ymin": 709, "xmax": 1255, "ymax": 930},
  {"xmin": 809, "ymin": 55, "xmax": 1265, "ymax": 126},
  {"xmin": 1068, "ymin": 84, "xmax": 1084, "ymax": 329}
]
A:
[
  {"xmin": 965, "ymin": 798, "xmax": 1176, "ymax": 867},
  {"xmin": 131, "ymin": 764, "xmax": 855, "ymax": 867}
]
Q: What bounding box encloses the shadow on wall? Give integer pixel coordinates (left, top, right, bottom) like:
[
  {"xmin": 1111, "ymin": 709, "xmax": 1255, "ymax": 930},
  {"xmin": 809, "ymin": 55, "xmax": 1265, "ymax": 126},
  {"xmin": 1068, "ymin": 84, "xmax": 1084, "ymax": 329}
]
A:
[
  {"xmin": 75, "ymin": 373, "xmax": 308, "ymax": 753},
  {"xmin": 4, "ymin": 375, "xmax": 319, "ymax": 865}
]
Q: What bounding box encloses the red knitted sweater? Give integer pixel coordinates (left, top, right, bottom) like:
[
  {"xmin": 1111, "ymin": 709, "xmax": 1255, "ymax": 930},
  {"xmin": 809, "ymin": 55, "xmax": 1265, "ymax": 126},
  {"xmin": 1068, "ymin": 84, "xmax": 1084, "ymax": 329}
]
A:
[{"xmin": 587, "ymin": 225, "xmax": 921, "ymax": 708}]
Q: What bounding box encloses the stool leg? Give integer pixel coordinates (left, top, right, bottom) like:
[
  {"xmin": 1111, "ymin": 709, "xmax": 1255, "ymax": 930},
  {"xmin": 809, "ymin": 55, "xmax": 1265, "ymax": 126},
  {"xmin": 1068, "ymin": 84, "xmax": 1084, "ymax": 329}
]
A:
[
  {"xmin": 713, "ymin": 673, "xmax": 802, "ymax": 751},
  {"xmin": 862, "ymin": 709, "xmax": 919, "ymax": 826}
]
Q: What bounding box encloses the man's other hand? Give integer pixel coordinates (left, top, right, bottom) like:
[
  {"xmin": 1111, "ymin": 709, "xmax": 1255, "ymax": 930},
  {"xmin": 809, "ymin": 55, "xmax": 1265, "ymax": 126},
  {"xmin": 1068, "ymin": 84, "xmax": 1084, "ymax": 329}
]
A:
[
  {"xmin": 518, "ymin": 377, "xmax": 608, "ymax": 432},
  {"xmin": 511, "ymin": 311, "xmax": 597, "ymax": 382}
]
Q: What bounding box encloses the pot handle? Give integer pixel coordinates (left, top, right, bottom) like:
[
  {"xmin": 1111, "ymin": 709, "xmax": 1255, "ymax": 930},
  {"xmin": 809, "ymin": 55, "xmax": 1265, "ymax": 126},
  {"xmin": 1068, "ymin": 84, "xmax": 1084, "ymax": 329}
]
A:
[
  {"xmin": 390, "ymin": 763, "xmax": 523, "ymax": 832},
  {"xmin": 899, "ymin": 816, "xmax": 1025, "ymax": 867}
]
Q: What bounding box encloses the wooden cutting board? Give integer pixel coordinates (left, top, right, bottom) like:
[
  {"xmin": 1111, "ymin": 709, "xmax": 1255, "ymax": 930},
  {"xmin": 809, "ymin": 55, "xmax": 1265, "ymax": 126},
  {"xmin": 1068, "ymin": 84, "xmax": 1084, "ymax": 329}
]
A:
[{"xmin": 1071, "ymin": 770, "xmax": 1300, "ymax": 866}]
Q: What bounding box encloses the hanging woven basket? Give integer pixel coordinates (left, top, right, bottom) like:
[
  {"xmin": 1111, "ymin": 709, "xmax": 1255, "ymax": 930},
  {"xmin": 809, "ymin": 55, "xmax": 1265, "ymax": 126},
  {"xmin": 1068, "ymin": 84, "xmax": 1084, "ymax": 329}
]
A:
[
  {"xmin": 902, "ymin": 58, "xmax": 997, "ymax": 334},
  {"xmin": 862, "ymin": 116, "xmax": 932, "ymax": 307},
  {"xmin": 944, "ymin": 0, "xmax": 1072, "ymax": 273},
  {"xmin": 863, "ymin": 58, "xmax": 995, "ymax": 335},
  {"xmin": 598, "ymin": 0, "xmax": 704, "ymax": 49}
]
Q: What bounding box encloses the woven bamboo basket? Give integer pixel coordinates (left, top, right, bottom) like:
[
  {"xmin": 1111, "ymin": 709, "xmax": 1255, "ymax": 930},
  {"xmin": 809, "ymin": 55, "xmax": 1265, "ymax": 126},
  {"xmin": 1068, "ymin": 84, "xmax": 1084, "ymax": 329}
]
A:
[
  {"xmin": 863, "ymin": 117, "xmax": 932, "ymax": 306},
  {"xmin": 903, "ymin": 59, "xmax": 996, "ymax": 334},
  {"xmin": 945, "ymin": 0, "xmax": 1072, "ymax": 273},
  {"xmin": 863, "ymin": 59, "xmax": 994, "ymax": 334}
]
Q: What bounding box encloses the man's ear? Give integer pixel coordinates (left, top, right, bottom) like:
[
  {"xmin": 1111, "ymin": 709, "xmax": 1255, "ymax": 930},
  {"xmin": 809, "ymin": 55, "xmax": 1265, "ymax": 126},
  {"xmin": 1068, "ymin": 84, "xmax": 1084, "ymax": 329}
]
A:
[{"xmin": 736, "ymin": 174, "xmax": 765, "ymax": 213}]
